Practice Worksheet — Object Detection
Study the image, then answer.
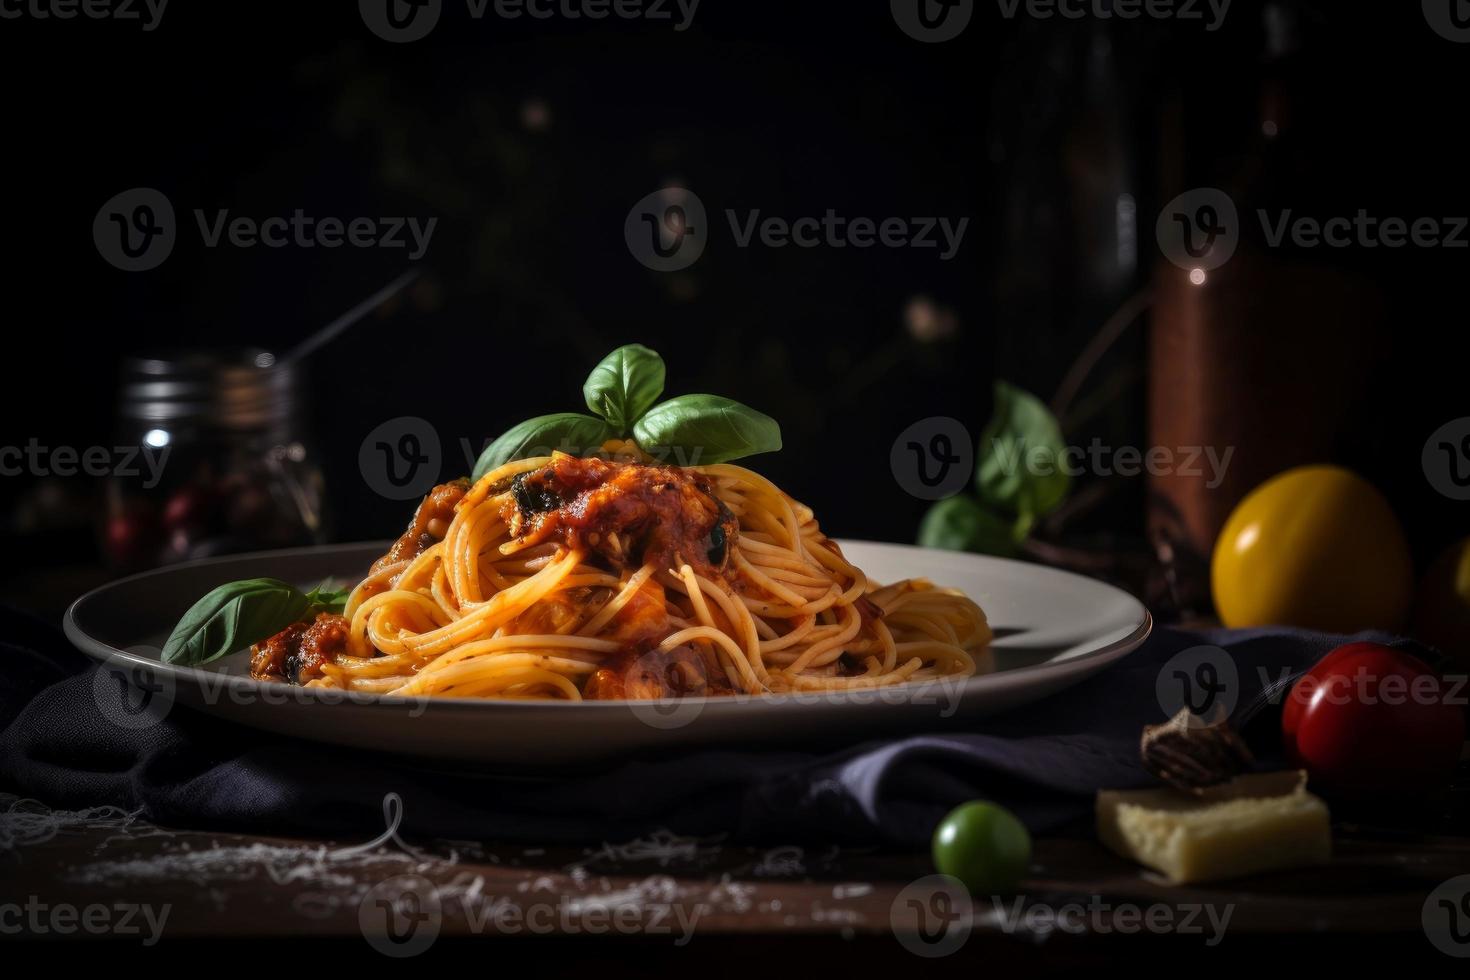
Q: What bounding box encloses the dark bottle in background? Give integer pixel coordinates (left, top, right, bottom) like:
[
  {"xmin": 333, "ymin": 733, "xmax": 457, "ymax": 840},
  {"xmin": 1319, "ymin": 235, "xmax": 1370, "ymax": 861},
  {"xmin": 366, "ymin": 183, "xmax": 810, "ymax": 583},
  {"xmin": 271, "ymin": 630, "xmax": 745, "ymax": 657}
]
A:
[
  {"xmin": 987, "ymin": 18, "xmax": 1155, "ymax": 591},
  {"xmin": 1147, "ymin": 1, "xmax": 1389, "ymax": 615},
  {"xmin": 991, "ymin": 20, "xmax": 1145, "ymax": 402}
]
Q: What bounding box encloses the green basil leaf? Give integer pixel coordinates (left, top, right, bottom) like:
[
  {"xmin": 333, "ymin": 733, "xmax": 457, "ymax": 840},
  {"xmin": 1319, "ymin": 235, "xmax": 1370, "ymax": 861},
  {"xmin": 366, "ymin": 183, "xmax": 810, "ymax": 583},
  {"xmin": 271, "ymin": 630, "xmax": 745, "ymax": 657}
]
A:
[
  {"xmin": 918, "ymin": 495, "xmax": 1023, "ymax": 558},
  {"xmin": 305, "ymin": 583, "xmax": 352, "ymax": 615},
  {"xmin": 632, "ymin": 394, "xmax": 782, "ymax": 465},
  {"xmin": 471, "ymin": 413, "xmax": 616, "ymax": 480},
  {"xmin": 975, "ymin": 381, "xmax": 1070, "ymax": 523},
  {"xmin": 161, "ymin": 578, "xmax": 311, "ymax": 667},
  {"xmin": 582, "ymin": 344, "xmax": 666, "ymax": 433}
]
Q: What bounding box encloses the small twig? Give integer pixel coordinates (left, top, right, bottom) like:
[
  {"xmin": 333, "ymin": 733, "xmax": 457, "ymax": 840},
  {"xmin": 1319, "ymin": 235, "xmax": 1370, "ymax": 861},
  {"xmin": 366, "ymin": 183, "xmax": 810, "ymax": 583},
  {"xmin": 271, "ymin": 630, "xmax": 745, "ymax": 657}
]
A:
[
  {"xmin": 1050, "ymin": 287, "xmax": 1155, "ymax": 426},
  {"xmin": 282, "ymin": 269, "xmax": 421, "ymax": 366},
  {"xmin": 1037, "ymin": 478, "xmax": 1115, "ymax": 536}
]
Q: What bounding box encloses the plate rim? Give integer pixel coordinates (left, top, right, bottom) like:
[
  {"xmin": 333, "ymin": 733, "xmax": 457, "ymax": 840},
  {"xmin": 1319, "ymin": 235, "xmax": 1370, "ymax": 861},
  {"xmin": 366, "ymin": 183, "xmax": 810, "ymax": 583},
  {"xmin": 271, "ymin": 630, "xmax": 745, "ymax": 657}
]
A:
[{"xmin": 64, "ymin": 539, "xmax": 1153, "ymax": 714}]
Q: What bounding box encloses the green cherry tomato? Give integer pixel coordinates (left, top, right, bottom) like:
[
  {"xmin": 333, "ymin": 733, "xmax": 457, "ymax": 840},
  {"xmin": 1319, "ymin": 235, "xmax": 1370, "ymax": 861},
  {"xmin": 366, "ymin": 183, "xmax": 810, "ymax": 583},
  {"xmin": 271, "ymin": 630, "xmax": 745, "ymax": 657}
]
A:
[{"xmin": 931, "ymin": 801, "xmax": 1032, "ymax": 895}]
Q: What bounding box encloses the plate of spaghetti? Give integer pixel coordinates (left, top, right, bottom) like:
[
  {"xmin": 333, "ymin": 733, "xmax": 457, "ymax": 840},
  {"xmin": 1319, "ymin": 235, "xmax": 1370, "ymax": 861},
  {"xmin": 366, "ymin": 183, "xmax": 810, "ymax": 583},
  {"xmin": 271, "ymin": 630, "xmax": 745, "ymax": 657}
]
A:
[{"xmin": 65, "ymin": 346, "xmax": 1150, "ymax": 764}]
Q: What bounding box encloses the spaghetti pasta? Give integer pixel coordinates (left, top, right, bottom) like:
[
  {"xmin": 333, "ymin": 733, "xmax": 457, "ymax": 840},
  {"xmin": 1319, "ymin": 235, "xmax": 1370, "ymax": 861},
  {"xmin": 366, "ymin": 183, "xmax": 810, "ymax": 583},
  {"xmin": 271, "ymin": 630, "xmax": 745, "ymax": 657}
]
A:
[{"xmin": 250, "ymin": 445, "xmax": 992, "ymax": 701}]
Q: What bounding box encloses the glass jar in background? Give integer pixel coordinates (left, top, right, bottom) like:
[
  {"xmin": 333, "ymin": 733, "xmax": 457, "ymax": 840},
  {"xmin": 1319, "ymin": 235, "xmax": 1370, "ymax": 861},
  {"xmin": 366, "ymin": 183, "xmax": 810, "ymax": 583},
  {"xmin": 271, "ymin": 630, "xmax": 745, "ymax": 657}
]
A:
[{"xmin": 104, "ymin": 349, "xmax": 327, "ymax": 570}]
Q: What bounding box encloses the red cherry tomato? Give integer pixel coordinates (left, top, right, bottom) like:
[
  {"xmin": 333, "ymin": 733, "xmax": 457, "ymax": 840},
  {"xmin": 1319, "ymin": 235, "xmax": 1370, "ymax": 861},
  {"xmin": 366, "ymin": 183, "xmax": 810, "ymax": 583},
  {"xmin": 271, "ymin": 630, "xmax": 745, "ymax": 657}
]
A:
[
  {"xmin": 104, "ymin": 502, "xmax": 161, "ymax": 569},
  {"xmin": 1282, "ymin": 642, "xmax": 1466, "ymax": 800},
  {"xmin": 163, "ymin": 484, "xmax": 217, "ymax": 531}
]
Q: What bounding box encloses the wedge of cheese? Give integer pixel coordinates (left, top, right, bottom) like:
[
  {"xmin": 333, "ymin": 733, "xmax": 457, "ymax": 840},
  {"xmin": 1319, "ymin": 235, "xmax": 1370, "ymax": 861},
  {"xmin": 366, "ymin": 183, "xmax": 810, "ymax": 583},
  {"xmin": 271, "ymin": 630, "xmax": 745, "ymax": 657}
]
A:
[{"xmin": 1096, "ymin": 771, "xmax": 1330, "ymax": 884}]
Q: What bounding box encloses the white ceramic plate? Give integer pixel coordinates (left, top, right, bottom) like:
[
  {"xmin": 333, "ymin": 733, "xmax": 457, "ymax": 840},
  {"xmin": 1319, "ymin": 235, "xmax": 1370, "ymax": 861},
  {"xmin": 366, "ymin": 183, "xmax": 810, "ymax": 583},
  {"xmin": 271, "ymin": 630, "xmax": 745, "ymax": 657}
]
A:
[{"xmin": 64, "ymin": 541, "xmax": 1151, "ymax": 766}]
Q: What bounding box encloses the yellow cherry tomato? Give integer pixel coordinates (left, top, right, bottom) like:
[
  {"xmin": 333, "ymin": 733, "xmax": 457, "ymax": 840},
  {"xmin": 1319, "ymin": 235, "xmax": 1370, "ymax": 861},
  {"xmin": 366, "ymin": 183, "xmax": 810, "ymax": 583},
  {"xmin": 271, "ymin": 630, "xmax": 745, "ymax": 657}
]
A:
[
  {"xmin": 1411, "ymin": 536, "xmax": 1470, "ymax": 669},
  {"xmin": 1211, "ymin": 465, "xmax": 1413, "ymax": 632}
]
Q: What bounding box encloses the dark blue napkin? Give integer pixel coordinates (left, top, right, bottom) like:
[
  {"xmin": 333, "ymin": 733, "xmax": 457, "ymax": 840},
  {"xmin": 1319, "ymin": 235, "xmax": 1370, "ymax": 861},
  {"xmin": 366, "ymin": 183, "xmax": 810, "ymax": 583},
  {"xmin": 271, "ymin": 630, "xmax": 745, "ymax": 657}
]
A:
[{"xmin": 0, "ymin": 606, "xmax": 1418, "ymax": 847}]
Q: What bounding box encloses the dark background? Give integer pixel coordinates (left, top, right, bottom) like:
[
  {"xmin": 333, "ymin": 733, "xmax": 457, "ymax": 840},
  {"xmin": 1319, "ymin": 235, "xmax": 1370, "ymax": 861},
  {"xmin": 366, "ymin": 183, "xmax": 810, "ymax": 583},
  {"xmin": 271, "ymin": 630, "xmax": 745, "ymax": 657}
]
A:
[{"xmin": 0, "ymin": 0, "xmax": 1466, "ymax": 612}]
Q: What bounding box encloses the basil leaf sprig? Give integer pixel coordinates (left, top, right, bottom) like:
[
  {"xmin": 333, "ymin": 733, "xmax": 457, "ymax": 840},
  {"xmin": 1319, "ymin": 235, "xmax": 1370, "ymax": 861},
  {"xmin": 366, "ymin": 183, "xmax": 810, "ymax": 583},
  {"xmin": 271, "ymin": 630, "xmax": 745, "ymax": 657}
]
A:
[
  {"xmin": 474, "ymin": 413, "xmax": 618, "ymax": 479},
  {"xmin": 472, "ymin": 344, "xmax": 781, "ymax": 479},
  {"xmin": 918, "ymin": 495, "xmax": 1023, "ymax": 559},
  {"xmin": 918, "ymin": 381, "xmax": 1072, "ymax": 557},
  {"xmin": 582, "ymin": 343, "xmax": 666, "ymax": 432},
  {"xmin": 974, "ymin": 381, "xmax": 1070, "ymax": 541},
  {"xmin": 633, "ymin": 394, "xmax": 783, "ymax": 466},
  {"xmin": 162, "ymin": 578, "xmax": 350, "ymax": 667},
  {"xmin": 304, "ymin": 583, "xmax": 352, "ymax": 616}
]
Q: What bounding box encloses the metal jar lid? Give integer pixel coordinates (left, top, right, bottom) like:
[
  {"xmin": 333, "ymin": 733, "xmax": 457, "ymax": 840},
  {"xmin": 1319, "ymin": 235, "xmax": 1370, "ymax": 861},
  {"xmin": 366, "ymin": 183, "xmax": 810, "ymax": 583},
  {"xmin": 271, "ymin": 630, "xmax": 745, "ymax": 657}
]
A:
[{"xmin": 118, "ymin": 348, "xmax": 301, "ymax": 429}]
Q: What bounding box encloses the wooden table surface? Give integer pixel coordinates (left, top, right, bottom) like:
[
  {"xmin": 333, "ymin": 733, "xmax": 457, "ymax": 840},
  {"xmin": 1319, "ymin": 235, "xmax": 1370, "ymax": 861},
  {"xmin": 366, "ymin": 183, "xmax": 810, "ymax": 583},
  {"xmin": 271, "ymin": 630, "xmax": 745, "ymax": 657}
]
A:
[
  {"xmin": 4, "ymin": 574, "xmax": 1467, "ymax": 961},
  {"xmin": 5, "ymin": 793, "xmax": 1469, "ymax": 965}
]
